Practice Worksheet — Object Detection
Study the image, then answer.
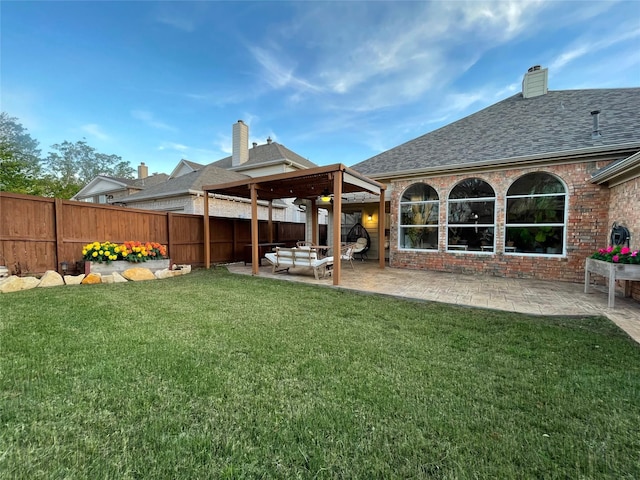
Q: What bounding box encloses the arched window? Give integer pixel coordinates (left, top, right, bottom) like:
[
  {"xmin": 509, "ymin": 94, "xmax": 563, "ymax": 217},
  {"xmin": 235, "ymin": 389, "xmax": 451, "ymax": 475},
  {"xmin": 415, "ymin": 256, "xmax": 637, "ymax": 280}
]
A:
[
  {"xmin": 447, "ymin": 178, "xmax": 495, "ymax": 252},
  {"xmin": 399, "ymin": 183, "xmax": 439, "ymax": 249},
  {"xmin": 505, "ymin": 172, "xmax": 566, "ymax": 255}
]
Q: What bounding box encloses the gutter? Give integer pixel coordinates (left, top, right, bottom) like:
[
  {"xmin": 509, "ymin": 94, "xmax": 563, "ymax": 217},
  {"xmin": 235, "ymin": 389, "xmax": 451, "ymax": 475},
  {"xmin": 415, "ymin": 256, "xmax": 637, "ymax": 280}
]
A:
[{"xmin": 590, "ymin": 151, "xmax": 640, "ymax": 185}]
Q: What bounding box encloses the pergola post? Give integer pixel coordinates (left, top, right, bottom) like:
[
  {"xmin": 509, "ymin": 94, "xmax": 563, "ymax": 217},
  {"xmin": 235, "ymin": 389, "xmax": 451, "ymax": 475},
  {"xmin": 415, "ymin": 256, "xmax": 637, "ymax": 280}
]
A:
[
  {"xmin": 332, "ymin": 171, "xmax": 343, "ymax": 286},
  {"xmin": 203, "ymin": 191, "xmax": 210, "ymax": 269},
  {"xmin": 268, "ymin": 200, "xmax": 274, "ymax": 243},
  {"xmin": 378, "ymin": 188, "xmax": 385, "ymax": 269},
  {"xmin": 250, "ymin": 184, "xmax": 259, "ymax": 275},
  {"xmin": 311, "ymin": 198, "xmax": 318, "ymax": 245}
]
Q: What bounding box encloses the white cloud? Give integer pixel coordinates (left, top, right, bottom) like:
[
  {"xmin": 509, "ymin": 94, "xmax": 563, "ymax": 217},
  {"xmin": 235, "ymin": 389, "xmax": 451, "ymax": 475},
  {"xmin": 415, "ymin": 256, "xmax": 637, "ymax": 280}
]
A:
[
  {"xmin": 131, "ymin": 110, "xmax": 176, "ymax": 131},
  {"xmin": 158, "ymin": 142, "xmax": 189, "ymax": 152},
  {"xmin": 550, "ymin": 21, "xmax": 640, "ymax": 73},
  {"xmin": 81, "ymin": 124, "xmax": 110, "ymax": 141}
]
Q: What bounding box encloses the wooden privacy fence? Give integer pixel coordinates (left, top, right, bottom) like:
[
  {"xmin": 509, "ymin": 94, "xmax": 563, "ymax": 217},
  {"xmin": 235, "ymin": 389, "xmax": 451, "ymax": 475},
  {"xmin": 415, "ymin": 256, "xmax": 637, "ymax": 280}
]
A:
[{"xmin": 0, "ymin": 192, "xmax": 314, "ymax": 275}]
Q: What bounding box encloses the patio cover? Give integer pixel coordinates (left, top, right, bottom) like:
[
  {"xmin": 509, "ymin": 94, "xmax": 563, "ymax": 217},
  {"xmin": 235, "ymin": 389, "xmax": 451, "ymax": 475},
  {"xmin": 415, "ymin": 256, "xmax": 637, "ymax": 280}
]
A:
[{"xmin": 202, "ymin": 163, "xmax": 386, "ymax": 285}]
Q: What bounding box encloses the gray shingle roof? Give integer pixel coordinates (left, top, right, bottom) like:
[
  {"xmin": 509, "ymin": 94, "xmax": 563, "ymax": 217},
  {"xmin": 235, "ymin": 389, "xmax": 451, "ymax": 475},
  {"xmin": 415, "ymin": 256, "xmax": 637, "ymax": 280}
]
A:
[
  {"xmin": 109, "ymin": 173, "xmax": 169, "ymax": 188},
  {"xmin": 211, "ymin": 141, "xmax": 317, "ymax": 170},
  {"xmin": 123, "ymin": 165, "xmax": 250, "ymax": 202},
  {"xmin": 351, "ymin": 88, "xmax": 640, "ymax": 177}
]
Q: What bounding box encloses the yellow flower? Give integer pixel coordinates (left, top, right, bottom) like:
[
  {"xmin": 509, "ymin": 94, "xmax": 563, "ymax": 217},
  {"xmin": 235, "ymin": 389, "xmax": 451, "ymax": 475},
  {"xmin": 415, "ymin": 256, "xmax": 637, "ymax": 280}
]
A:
[
  {"xmin": 114, "ymin": 247, "xmax": 120, "ymax": 253},
  {"xmin": 137, "ymin": 253, "xmax": 142, "ymax": 257},
  {"xmin": 99, "ymin": 250, "xmax": 104, "ymax": 255},
  {"xmin": 92, "ymin": 251, "xmax": 98, "ymax": 257},
  {"xmin": 82, "ymin": 250, "xmax": 87, "ymax": 255}
]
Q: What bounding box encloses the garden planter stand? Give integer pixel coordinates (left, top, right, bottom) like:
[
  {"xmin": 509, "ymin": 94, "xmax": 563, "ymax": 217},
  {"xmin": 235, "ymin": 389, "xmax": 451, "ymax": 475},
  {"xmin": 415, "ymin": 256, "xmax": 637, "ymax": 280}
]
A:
[
  {"xmin": 584, "ymin": 258, "xmax": 640, "ymax": 308},
  {"xmin": 86, "ymin": 259, "xmax": 171, "ymax": 276}
]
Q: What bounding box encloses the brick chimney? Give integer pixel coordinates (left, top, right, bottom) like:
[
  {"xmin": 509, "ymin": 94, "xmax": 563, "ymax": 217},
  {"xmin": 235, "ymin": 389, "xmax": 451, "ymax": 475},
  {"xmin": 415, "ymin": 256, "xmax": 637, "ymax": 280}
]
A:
[
  {"xmin": 522, "ymin": 65, "xmax": 548, "ymax": 99},
  {"xmin": 137, "ymin": 162, "xmax": 149, "ymax": 179},
  {"xmin": 232, "ymin": 120, "xmax": 249, "ymax": 167}
]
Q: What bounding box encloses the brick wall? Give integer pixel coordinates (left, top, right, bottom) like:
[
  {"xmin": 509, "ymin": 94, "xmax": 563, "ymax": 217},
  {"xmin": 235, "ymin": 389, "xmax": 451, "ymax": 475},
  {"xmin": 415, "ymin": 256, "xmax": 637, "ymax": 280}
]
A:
[
  {"xmin": 608, "ymin": 176, "xmax": 640, "ymax": 300},
  {"xmin": 388, "ymin": 162, "xmax": 612, "ymax": 284}
]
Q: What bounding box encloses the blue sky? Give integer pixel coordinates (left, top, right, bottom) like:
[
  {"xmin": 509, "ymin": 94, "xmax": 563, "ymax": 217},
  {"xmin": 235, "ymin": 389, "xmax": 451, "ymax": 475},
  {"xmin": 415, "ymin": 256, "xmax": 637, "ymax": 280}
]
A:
[{"xmin": 3, "ymin": 1, "xmax": 639, "ymax": 175}]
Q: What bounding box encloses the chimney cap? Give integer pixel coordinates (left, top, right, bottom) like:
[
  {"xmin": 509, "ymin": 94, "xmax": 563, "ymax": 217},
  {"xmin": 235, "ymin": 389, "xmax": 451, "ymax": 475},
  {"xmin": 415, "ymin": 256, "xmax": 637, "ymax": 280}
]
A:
[
  {"xmin": 252, "ymin": 142, "xmax": 258, "ymax": 148},
  {"xmin": 528, "ymin": 65, "xmax": 541, "ymax": 72},
  {"xmin": 237, "ymin": 119, "xmax": 244, "ymax": 124},
  {"xmin": 266, "ymin": 136, "xmax": 272, "ymax": 144}
]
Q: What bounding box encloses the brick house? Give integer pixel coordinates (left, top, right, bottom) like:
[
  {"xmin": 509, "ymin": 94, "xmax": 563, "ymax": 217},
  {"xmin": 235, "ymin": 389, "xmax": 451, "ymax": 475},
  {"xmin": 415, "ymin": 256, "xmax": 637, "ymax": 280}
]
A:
[{"xmin": 350, "ymin": 66, "xmax": 640, "ymax": 299}]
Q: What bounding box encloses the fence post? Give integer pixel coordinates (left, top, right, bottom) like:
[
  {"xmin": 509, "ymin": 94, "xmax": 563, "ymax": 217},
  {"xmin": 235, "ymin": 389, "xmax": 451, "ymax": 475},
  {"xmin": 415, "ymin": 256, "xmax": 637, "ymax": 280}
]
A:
[
  {"xmin": 54, "ymin": 198, "xmax": 64, "ymax": 273},
  {"xmin": 167, "ymin": 212, "xmax": 174, "ymax": 264}
]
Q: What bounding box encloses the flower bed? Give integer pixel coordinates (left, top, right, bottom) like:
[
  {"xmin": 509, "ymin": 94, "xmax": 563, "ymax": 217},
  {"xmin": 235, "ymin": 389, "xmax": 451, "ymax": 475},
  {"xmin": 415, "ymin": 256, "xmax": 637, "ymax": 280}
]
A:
[
  {"xmin": 82, "ymin": 241, "xmax": 170, "ymax": 275},
  {"xmin": 586, "ymin": 245, "xmax": 640, "ymax": 308},
  {"xmin": 82, "ymin": 241, "xmax": 167, "ymax": 264},
  {"xmin": 590, "ymin": 245, "xmax": 639, "ymax": 264}
]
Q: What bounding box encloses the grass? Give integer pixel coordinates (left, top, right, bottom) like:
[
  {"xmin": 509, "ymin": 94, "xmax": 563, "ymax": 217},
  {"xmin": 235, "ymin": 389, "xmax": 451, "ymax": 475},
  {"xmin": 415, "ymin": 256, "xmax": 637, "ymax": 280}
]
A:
[{"xmin": 1, "ymin": 268, "xmax": 639, "ymax": 479}]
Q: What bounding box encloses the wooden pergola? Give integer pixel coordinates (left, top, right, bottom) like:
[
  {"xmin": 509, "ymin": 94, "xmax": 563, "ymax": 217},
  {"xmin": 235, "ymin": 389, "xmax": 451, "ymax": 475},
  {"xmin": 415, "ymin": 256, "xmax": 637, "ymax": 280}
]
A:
[{"xmin": 202, "ymin": 163, "xmax": 386, "ymax": 285}]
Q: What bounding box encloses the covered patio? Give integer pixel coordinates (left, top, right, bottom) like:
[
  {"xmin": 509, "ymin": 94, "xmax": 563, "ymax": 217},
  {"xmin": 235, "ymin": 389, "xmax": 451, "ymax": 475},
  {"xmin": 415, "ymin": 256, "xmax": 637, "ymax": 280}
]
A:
[{"xmin": 202, "ymin": 164, "xmax": 386, "ymax": 285}]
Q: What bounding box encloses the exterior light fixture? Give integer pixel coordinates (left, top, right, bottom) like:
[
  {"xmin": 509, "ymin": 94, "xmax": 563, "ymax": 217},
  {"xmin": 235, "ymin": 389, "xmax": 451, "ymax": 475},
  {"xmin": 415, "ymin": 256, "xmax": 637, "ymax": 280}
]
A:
[
  {"xmin": 320, "ymin": 189, "xmax": 331, "ymax": 203},
  {"xmin": 367, "ymin": 214, "xmax": 373, "ymax": 221},
  {"xmin": 60, "ymin": 261, "xmax": 69, "ymax": 274}
]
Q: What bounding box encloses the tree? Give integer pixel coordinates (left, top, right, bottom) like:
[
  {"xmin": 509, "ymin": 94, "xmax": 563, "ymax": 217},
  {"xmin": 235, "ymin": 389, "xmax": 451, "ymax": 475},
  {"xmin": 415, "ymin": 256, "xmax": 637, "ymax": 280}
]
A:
[
  {"xmin": 42, "ymin": 139, "xmax": 135, "ymax": 198},
  {"xmin": 0, "ymin": 113, "xmax": 45, "ymax": 195}
]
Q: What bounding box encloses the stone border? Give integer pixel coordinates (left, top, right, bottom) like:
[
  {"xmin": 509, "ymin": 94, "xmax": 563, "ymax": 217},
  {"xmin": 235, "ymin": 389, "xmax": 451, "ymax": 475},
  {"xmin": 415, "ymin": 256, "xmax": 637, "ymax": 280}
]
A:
[{"xmin": 0, "ymin": 264, "xmax": 192, "ymax": 293}]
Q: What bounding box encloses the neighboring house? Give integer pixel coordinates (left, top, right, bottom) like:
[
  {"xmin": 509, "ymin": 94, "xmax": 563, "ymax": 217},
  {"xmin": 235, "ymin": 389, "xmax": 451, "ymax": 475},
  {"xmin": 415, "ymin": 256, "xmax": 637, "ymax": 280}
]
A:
[
  {"xmin": 349, "ymin": 66, "xmax": 639, "ymax": 295},
  {"xmin": 72, "ymin": 163, "xmax": 169, "ymax": 204},
  {"xmin": 113, "ymin": 120, "xmax": 321, "ymax": 222}
]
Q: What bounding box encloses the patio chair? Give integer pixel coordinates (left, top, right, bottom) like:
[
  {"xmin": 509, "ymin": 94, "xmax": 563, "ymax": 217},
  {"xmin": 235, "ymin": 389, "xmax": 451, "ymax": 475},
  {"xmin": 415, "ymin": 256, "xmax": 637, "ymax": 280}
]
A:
[
  {"xmin": 346, "ymin": 222, "xmax": 370, "ymax": 261},
  {"xmin": 352, "ymin": 237, "xmax": 369, "ymax": 261},
  {"xmin": 296, "ymin": 241, "xmax": 316, "ymax": 248},
  {"xmin": 340, "ymin": 244, "xmax": 355, "ymax": 270}
]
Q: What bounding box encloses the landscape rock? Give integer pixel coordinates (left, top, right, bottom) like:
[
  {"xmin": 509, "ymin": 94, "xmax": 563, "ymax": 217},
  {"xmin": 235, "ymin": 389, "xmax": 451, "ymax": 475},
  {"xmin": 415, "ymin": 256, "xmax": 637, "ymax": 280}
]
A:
[
  {"xmin": 155, "ymin": 268, "xmax": 183, "ymax": 279},
  {"xmin": 64, "ymin": 274, "xmax": 85, "ymax": 285},
  {"xmin": 0, "ymin": 266, "xmax": 9, "ymax": 278},
  {"xmin": 122, "ymin": 267, "xmax": 155, "ymax": 281},
  {"xmin": 112, "ymin": 272, "xmax": 128, "ymax": 283},
  {"xmin": 102, "ymin": 274, "xmax": 115, "ymax": 284},
  {"xmin": 38, "ymin": 270, "xmax": 65, "ymax": 287},
  {"xmin": 176, "ymin": 264, "xmax": 191, "ymax": 274},
  {"xmin": 82, "ymin": 272, "xmax": 102, "ymax": 285},
  {"xmin": 0, "ymin": 275, "xmax": 41, "ymax": 293}
]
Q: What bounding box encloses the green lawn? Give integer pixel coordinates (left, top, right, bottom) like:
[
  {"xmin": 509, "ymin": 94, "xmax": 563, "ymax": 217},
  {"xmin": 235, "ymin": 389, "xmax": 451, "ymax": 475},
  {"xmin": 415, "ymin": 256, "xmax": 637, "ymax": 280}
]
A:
[{"xmin": 1, "ymin": 268, "xmax": 639, "ymax": 479}]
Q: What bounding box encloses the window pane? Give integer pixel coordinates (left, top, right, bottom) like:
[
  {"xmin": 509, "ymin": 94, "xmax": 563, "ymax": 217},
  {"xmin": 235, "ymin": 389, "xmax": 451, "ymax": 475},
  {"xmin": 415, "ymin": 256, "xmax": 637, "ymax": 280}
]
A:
[
  {"xmin": 448, "ymin": 226, "xmax": 494, "ymax": 251},
  {"xmin": 506, "ymin": 226, "xmax": 563, "ymax": 254},
  {"xmin": 448, "ymin": 200, "xmax": 495, "ymax": 224},
  {"xmin": 400, "ymin": 226, "xmax": 438, "ymax": 249},
  {"xmin": 401, "ymin": 203, "xmax": 438, "ymax": 225},
  {"xmin": 508, "ymin": 172, "xmax": 564, "ymax": 195},
  {"xmin": 507, "ymin": 195, "xmax": 565, "ymax": 224},
  {"xmin": 401, "ymin": 183, "xmax": 438, "ymax": 202},
  {"xmin": 450, "ymin": 178, "xmax": 495, "ymax": 199}
]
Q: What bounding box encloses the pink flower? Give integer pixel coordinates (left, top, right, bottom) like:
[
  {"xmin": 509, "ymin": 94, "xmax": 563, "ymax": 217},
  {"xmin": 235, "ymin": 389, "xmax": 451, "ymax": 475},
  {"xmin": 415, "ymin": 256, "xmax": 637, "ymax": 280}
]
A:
[
  {"xmin": 632, "ymin": 251, "xmax": 638, "ymax": 257},
  {"xmin": 612, "ymin": 255, "xmax": 620, "ymax": 263},
  {"xmin": 606, "ymin": 246, "xmax": 614, "ymax": 253},
  {"xmin": 620, "ymin": 246, "xmax": 631, "ymax": 255},
  {"xmin": 599, "ymin": 248, "xmax": 606, "ymax": 254}
]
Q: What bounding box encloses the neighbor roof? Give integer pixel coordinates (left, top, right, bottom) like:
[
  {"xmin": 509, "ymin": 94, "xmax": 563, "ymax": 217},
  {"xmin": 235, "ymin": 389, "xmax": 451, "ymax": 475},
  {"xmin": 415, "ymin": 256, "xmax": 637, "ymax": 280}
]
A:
[
  {"xmin": 352, "ymin": 88, "xmax": 640, "ymax": 177},
  {"xmin": 210, "ymin": 141, "xmax": 317, "ymax": 170},
  {"xmin": 122, "ymin": 165, "xmax": 250, "ymax": 203}
]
